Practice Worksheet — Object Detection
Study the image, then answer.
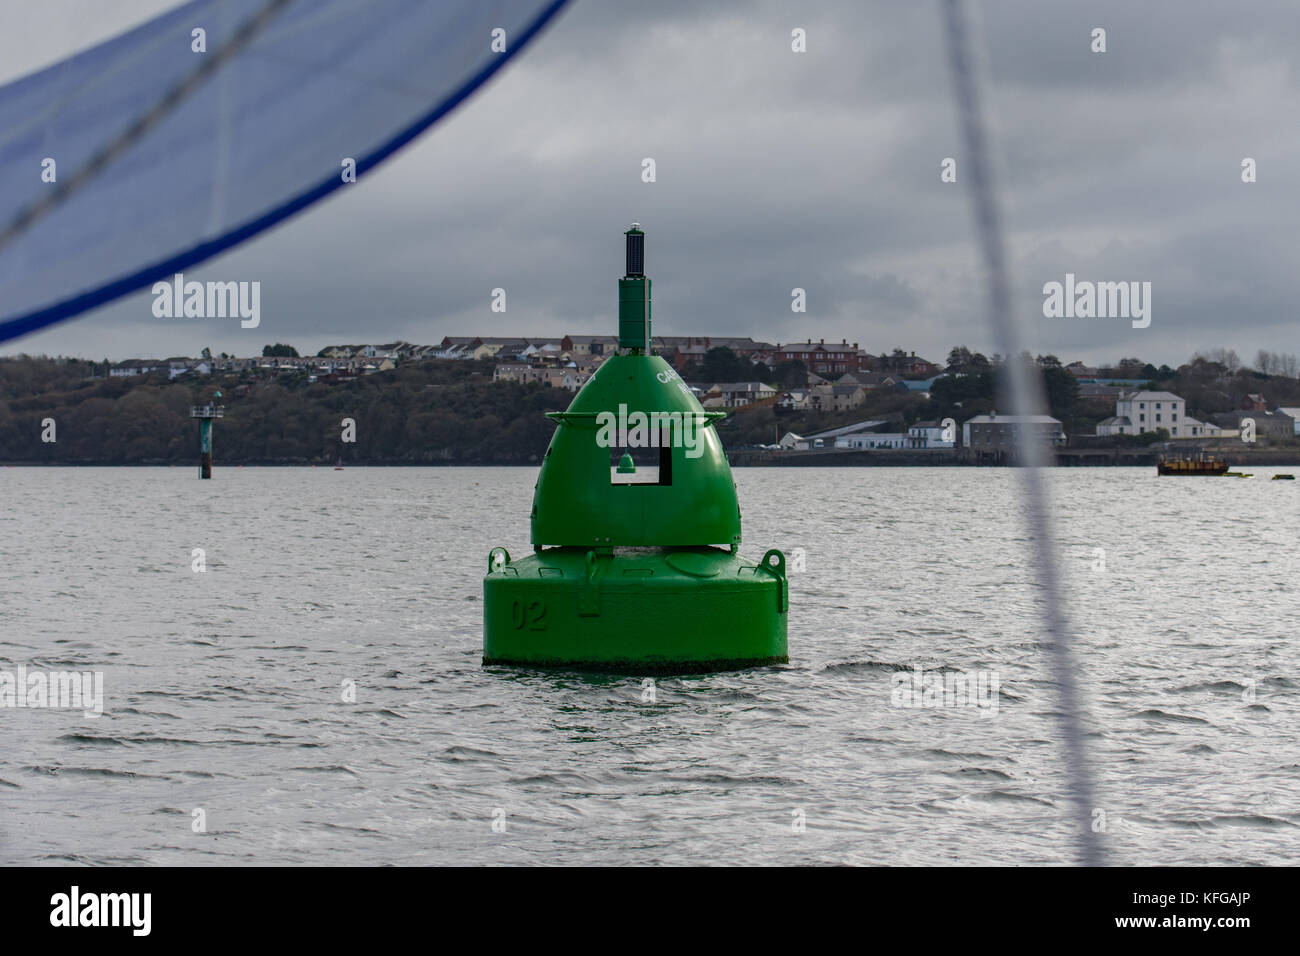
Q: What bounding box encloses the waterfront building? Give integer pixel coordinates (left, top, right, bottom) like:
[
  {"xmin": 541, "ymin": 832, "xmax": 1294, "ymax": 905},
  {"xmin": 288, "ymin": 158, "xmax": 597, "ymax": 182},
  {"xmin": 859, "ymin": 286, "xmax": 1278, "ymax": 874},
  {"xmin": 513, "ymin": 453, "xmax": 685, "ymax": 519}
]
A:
[
  {"xmin": 907, "ymin": 420, "xmax": 954, "ymax": 448},
  {"xmin": 963, "ymin": 414, "xmax": 1066, "ymax": 455}
]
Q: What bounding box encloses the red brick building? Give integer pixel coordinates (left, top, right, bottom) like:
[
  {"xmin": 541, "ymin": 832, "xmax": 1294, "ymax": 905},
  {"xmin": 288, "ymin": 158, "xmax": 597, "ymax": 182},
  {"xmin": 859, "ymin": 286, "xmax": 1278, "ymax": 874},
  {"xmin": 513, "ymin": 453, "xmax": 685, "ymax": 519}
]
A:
[{"xmin": 774, "ymin": 339, "xmax": 863, "ymax": 375}]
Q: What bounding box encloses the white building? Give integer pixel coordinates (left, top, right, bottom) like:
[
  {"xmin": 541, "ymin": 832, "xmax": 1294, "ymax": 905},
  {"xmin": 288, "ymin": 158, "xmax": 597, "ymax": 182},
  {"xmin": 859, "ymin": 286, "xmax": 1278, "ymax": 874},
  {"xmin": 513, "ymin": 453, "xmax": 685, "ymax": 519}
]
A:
[
  {"xmin": 778, "ymin": 419, "xmax": 888, "ymax": 450},
  {"xmin": 837, "ymin": 432, "xmax": 907, "ymax": 449},
  {"xmin": 1180, "ymin": 416, "xmax": 1224, "ymax": 438},
  {"xmin": 1101, "ymin": 390, "xmax": 1187, "ymax": 436},
  {"xmin": 907, "ymin": 420, "xmax": 955, "ymax": 448},
  {"xmin": 168, "ymin": 360, "xmax": 211, "ymax": 379},
  {"xmin": 1095, "ymin": 415, "xmax": 1132, "ymax": 437},
  {"xmin": 433, "ymin": 341, "xmax": 475, "ymax": 359},
  {"xmin": 700, "ymin": 382, "xmax": 777, "ymax": 408},
  {"xmin": 110, "ymin": 359, "xmax": 167, "ymax": 377},
  {"xmin": 361, "ymin": 342, "xmax": 412, "ymax": 360},
  {"xmin": 775, "ymin": 389, "xmax": 807, "ymax": 411}
]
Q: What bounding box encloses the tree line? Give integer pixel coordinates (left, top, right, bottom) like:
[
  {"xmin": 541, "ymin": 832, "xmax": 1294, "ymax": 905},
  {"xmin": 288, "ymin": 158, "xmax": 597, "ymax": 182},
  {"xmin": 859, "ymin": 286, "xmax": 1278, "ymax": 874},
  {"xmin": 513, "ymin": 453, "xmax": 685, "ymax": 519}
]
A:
[
  {"xmin": 0, "ymin": 357, "xmax": 561, "ymax": 465},
  {"xmin": 4, "ymin": 345, "xmax": 1299, "ymax": 463}
]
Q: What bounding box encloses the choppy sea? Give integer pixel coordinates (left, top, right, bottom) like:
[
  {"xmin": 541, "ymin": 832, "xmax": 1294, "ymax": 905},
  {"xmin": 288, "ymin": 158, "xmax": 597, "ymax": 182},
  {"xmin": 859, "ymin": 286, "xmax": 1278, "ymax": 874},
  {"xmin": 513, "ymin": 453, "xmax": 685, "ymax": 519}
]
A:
[{"xmin": 1, "ymin": 466, "xmax": 1296, "ymax": 865}]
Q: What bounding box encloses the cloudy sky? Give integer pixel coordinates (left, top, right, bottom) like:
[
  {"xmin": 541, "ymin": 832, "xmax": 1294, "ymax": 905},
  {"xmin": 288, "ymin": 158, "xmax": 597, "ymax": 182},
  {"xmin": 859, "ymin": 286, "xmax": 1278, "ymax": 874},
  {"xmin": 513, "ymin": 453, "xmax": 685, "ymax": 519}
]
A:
[{"xmin": 2, "ymin": 0, "xmax": 1298, "ymax": 367}]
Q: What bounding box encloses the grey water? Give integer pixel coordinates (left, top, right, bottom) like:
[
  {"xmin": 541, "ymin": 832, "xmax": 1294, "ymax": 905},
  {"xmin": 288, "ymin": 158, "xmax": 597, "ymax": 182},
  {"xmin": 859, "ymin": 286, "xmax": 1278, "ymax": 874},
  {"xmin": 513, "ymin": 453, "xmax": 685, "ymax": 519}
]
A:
[{"xmin": 1, "ymin": 465, "xmax": 1297, "ymax": 865}]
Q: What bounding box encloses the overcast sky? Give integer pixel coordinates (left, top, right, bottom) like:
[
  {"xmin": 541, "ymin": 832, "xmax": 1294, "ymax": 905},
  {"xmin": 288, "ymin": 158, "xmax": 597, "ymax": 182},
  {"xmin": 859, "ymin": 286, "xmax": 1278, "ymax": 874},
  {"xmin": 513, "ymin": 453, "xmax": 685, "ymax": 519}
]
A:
[{"xmin": 2, "ymin": 0, "xmax": 1298, "ymax": 367}]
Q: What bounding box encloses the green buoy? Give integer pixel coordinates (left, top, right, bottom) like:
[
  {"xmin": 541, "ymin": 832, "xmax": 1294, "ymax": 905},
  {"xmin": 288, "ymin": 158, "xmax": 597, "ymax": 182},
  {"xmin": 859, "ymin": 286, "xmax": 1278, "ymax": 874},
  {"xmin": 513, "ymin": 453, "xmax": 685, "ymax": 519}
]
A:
[{"xmin": 483, "ymin": 224, "xmax": 789, "ymax": 673}]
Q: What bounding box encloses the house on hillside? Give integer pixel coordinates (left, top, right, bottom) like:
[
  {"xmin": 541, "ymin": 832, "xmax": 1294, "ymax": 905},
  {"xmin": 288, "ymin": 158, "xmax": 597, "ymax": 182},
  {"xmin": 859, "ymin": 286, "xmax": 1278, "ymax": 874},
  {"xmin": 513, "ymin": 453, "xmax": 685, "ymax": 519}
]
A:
[
  {"xmin": 894, "ymin": 353, "xmax": 940, "ymax": 377},
  {"xmin": 493, "ymin": 364, "xmax": 586, "ymax": 391},
  {"xmin": 486, "ymin": 341, "xmax": 530, "ymax": 362},
  {"xmin": 772, "ymin": 340, "xmax": 863, "ymax": 375},
  {"xmin": 854, "ymin": 371, "xmax": 901, "ymax": 390},
  {"xmin": 362, "ymin": 342, "xmax": 413, "ymax": 360},
  {"xmin": 775, "ymin": 389, "xmax": 807, "ymax": 412},
  {"xmin": 653, "ymin": 336, "xmax": 776, "ymax": 365},
  {"xmin": 520, "ymin": 341, "xmax": 564, "ymax": 365},
  {"xmin": 168, "ymin": 358, "xmax": 211, "ymax": 379},
  {"xmin": 799, "ymin": 382, "xmax": 867, "ymax": 411},
  {"xmin": 110, "ymin": 359, "xmax": 167, "ymax": 377},
  {"xmin": 561, "ymin": 335, "xmax": 618, "ymax": 361},
  {"xmin": 700, "ymin": 382, "xmax": 777, "ymax": 408},
  {"xmin": 319, "ymin": 344, "xmax": 365, "ymax": 359},
  {"xmin": 433, "ymin": 337, "xmax": 480, "ymax": 359}
]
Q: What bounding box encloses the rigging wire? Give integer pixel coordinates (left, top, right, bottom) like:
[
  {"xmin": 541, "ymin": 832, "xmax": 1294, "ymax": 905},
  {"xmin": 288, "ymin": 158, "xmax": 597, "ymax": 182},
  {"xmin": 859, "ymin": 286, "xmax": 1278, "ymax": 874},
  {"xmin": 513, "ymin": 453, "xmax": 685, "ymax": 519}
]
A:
[{"xmin": 939, "ymin": 0, "xmax": 1104, "ymax": 866}]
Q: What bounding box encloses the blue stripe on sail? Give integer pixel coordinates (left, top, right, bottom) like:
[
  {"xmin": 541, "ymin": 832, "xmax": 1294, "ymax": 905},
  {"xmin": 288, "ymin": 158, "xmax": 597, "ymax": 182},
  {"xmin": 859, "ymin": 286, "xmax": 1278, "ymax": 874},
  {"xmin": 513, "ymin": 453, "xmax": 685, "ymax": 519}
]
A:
[{"xmin": 0, "ymin": 0, "xmax": 571, "ymax": 344}]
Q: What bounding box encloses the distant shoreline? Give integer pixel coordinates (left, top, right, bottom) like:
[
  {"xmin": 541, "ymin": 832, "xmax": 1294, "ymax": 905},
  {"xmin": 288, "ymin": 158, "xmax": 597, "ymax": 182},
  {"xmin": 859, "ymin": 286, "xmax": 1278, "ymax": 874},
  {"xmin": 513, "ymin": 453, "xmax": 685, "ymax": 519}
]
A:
[
  {"xmin": 725, "ymin": 447, "xmax": 1300, "ymax": 467},
  {"xmin": 6, "ymin": 456, "xmax": 1300, "ymax": 469}
]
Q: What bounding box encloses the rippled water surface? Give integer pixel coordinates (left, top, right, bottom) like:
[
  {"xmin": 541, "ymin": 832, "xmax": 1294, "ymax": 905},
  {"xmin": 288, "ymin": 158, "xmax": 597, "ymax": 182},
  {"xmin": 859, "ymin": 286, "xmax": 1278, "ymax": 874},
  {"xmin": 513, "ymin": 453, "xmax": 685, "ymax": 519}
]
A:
[{"xmin": 1, "ymin": 466, "xmax": 1297, "ymax": 865}]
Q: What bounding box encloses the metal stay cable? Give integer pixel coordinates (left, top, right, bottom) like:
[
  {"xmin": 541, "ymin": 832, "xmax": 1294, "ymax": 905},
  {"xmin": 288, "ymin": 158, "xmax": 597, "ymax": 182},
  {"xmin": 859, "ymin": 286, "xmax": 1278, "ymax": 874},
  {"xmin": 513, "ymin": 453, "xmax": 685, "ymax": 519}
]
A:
[{"xmin": 939, "ymin": 0, "xmax": 1104, "ymax": 866}]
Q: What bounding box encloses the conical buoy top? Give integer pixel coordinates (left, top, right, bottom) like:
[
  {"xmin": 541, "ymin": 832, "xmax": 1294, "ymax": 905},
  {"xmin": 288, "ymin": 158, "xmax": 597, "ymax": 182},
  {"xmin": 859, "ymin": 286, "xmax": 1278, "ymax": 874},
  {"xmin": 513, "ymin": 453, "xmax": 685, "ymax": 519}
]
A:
[{"xmin": 530, "ymin": 226, "xmax": 742, "ymax": 549}]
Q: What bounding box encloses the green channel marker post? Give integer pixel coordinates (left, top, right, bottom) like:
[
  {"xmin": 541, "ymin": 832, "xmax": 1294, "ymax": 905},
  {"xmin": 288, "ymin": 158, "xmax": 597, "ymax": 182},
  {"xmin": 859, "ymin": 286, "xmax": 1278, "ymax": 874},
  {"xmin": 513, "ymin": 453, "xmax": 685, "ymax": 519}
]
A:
[
  {"xmin": 190, "ymin": 391, "xmax": 224, "ymax": 479},
  {"xmin": 483, "ymin": 225, "xmax": 789, "ymax": 673}
]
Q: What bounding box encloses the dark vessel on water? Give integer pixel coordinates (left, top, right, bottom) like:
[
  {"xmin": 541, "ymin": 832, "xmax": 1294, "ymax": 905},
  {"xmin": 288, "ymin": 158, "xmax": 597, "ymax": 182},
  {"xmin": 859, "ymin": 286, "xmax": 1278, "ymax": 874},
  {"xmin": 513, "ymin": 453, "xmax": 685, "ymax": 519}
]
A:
[{"xmin": 1157, "ymin": 453, "xmax": 1228, "ymax": 476}]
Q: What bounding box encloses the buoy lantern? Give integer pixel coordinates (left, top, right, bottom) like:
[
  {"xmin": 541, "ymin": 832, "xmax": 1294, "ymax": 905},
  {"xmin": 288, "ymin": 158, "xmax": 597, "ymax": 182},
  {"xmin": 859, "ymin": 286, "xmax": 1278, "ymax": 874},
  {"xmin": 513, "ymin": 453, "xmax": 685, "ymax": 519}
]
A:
[{"xmin": 483, "ymin": 225, "xmax": 789, "ymax": 672}]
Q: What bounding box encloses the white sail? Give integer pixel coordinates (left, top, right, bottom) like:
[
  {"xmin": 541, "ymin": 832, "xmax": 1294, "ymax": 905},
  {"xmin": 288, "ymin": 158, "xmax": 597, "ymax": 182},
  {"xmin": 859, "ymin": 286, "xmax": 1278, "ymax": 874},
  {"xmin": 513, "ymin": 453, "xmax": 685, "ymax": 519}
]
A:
[{"xmin": 0, "ymin": 0, "xmax": 569, "ymax": 342}]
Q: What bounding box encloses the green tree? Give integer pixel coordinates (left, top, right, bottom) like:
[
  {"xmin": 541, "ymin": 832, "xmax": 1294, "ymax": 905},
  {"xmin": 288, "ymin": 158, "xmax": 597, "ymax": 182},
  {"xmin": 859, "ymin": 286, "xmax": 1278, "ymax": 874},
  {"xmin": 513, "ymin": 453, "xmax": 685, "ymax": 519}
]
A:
[
  {"xmin": 1043, "ymin": 366, "xmax": 1080, "ymax": 426},
  {"xmin": 770, "ymin": 359, "xmax": 807, "ymax": 388},
  {"xmin": 698, "ymin": 347, "xmax": 750, "ymax": 383}
]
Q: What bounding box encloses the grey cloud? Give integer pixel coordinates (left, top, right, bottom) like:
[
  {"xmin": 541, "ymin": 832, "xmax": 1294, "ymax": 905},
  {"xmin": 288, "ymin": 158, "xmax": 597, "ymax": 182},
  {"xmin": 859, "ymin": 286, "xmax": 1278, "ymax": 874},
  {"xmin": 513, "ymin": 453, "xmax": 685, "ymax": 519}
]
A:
[{"xmin": 4, "ymin": 0, "xmax": 1299, "ymax": 368}]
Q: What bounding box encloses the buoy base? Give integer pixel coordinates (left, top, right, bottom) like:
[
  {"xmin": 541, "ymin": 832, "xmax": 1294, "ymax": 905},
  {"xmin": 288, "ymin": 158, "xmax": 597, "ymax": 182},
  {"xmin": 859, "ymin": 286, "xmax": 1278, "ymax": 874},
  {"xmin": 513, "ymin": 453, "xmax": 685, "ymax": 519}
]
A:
[
  {"xmin": 483, "ymin": 546, "xmax": 788, "ymax": 674},
  {"xmin": 480, "ymin": 654, "xmax": 787, "ymax": 675}
]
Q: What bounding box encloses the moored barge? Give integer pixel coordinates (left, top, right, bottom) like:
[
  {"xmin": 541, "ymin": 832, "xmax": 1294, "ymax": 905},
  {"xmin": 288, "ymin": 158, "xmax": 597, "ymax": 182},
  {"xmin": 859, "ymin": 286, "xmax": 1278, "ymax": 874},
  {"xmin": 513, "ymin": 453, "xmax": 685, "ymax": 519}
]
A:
[{"xmin": 1157, "ymin": 455, "xmax": 1229, "ymax": 476}]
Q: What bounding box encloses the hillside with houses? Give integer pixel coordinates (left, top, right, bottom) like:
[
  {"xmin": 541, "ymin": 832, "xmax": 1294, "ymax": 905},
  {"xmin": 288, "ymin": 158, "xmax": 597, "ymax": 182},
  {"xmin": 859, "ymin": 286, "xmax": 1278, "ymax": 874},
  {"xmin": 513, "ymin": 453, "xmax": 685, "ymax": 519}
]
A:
[{"xmin": 3, "ymin": 338, "xmax": 1299, "ymax": 465}]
